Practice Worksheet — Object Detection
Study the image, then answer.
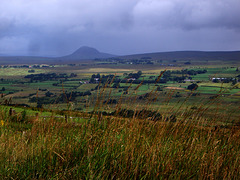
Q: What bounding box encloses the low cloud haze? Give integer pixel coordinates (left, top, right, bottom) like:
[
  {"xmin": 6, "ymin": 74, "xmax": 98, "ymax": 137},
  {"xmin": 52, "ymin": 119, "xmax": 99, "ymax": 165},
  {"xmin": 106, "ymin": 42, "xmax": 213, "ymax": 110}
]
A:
[{"xmin": 0, "ymin": 0, "xmax": 240, "ymax": 56}]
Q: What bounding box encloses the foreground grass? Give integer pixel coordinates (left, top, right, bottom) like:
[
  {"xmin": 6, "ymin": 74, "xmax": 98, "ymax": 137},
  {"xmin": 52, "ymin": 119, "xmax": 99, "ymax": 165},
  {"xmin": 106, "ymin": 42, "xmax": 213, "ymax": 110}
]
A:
[
  {"xmin": 0, "ymin": 70, "xmax": 239, "ymax": 179},
  {"xmin": 0, "ymin": 110, "xmax": 240, "ymax": 179}
]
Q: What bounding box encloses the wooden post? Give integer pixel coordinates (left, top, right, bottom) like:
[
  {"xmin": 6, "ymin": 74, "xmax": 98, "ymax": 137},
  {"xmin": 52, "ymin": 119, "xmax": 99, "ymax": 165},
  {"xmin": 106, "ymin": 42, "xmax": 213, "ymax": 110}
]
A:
[
  {"xmin": 65, "ymin": 115, "xmax": 68, "ymax": 123},
  {"xmin": 9, "ymin": 108, "xmax": 12, "ymax": 116},
  {"xmin": 35, "ymin": 113, "xmax": 39, "ymax": 122}
]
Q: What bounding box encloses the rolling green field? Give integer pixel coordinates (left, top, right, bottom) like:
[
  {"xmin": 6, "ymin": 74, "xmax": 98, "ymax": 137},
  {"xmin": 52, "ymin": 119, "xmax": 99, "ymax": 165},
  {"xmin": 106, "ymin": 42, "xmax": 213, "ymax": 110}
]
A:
[
  {"xmin": 0, "ymin": 59, "xmax": 240, "ymax": 179},
  {"xmin": 0, "ymin": 63, "xmax": 239, "ymax": 118}
]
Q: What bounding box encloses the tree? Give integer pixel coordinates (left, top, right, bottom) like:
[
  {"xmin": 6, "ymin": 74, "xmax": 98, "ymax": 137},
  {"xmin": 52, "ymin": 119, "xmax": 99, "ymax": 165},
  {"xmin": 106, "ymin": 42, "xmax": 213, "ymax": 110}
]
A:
[
  {"xmin": 37, "ymin": 102, "xmax": 43, "ymax": 108},
  {"xmin": 70, "ymin": 73, "xmax": 77, "ymax": 77},
  {"xmin": 137, "ymin": 71, "xmax": 142, "ymax": 76},
  {"xmin": 175, "ymin": 92, "xmax": 182, "ymax": 97},
  {"xmin": 187, "ymin": 83, "xmax": 198, "ymax": 91},
  {"xmin": 96, "ymin": 73, "xmax": 101, "ymax": 78},
  {"xmin": 232, "ymin": 79, "xmax": 237, "ymax": 85},
  {"xmin": 45, "ymin": 91, "xmax": 53, "ymax": 97},
  {"xmin": 112, "ymin": 83, "xmax": 120, "ymax": 88},
  {"xmin": 157, "ymin": 86, "xmax": 163, "ymax": 91},
  {"xmin": 28, "ymin": 69, "xmax": 35, "ymax": 73}
]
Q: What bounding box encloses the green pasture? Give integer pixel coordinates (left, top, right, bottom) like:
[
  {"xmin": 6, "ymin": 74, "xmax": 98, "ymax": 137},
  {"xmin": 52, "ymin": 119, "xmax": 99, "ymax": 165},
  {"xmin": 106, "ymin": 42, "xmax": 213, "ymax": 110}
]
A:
[
  {"xmin": 28, "ymin": 82, "xmax": 57, "ymax": 90},
  {"xmin": 0, "ymin": 83, "xmax": 14, "ymax": 88},
  {"xmin": 0, "ymin": 105, "xmax": 52, "ymax": 117},
  {"xmin": 25, "ymin": 81, "xmax": 73, "ymax": 90},
  {"xmin": 62, "ymin": 81, "xmax": 80, "ymax": 86},
  {"xmin": 0, "ymin": 63, "xmax": 238, "ymax": 120},
  {"xmin": 77, "ymin": 84, "xmax": 97, "ymax": 91},
  {"xmin": 197, "ymin": 85, "xmax": 239, "ymax": 95},
  {"xmin": 0, "ymin": 68, "xmax": 47, "ymax": 76},
  {"xmin": 192, "ymin": 73, "xmax": 210, "ymax": 81},
  {"xmin": 199, "ymin": 82, "xmax": 233, "ymax": 87}
]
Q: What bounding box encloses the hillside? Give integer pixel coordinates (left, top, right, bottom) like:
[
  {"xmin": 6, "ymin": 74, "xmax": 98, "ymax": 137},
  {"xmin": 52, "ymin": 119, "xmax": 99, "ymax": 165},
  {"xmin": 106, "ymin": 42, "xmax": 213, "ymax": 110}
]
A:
[
  {"xmin": 1, "ymin": 49, "xmax": 240, "ymax": 64},
  {"xmin": 119, "ymin": 51, "xmax": 240, "ymax": 61},
  {"xmin": 0, "ymin": 56, "xmax": 53, "ymax": 65},
  {"xmin": 59, "ymin": 46, "xmax": 115, "ymax": 60},
  {"xmin": 0, "ymin": 46, "xmax": 115, "ymax": 64},
  {"xmin": 1, "ymin": 96, "xmax": 240, "ymax": 179},
  {"xmin": 0, "ymin": 56, "xmax": 240, "ymax": 179}
]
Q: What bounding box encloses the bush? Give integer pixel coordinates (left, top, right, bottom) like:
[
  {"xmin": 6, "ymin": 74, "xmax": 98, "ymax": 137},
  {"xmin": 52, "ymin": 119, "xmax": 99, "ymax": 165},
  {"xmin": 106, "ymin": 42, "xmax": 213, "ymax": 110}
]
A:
[{"xmin": 187, "ymin": 83, "xmax": 198, "ymax": 91}]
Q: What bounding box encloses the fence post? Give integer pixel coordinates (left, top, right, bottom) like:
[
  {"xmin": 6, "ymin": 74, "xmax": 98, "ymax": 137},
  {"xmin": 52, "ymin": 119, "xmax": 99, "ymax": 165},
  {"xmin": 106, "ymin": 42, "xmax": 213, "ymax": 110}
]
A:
[
  {"xmin": 9, "ymin": 108, "xmax": 13, "ymax": 116},
  {"xmin": 35, "ymin": 113, "xmax": 39, "ymax": 121}
]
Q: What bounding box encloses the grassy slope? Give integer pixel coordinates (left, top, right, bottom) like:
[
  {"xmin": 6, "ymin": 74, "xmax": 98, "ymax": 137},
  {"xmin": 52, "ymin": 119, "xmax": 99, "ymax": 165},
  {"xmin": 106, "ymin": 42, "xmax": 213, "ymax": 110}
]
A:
[
  {"xmin": 0, "ymin": 91, "xmax": 240, "ymax": 179},
  {"xmin": 0, "ymin": 59, "xmax": 239, "ymax": 178}
]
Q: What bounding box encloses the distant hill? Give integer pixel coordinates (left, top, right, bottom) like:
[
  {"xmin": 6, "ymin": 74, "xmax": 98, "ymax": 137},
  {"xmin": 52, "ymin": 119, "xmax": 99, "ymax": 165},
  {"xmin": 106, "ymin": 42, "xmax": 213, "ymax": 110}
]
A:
[
  {"xmin": 0, "ymin": 56, "xmax": 53, "ymax": 65},
  {"xmin": 0, "ymin": 49, "xmax": 240, "ymax": 64},
  {"xmin": 0, "ymin": 46, "xmax": 115, "ymax": 64},
  {"xmin": 119, "ymin": 51, "xmax": 240, "ymax": 61},
  {"xmin": 59, "ymin": 46, "xmax": 115, "ymax": 60}
]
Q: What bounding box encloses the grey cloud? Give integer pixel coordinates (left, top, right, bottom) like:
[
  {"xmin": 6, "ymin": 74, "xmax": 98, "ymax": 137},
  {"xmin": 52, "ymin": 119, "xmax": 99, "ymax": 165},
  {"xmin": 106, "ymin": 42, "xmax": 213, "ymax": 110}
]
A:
[
  {"xmin": 133, "ymin": 0, "xmax": 240, "ymax": 30},
  {"xmin": 0, "ymin": 0, "xmax": 239, "ymax": 56}
]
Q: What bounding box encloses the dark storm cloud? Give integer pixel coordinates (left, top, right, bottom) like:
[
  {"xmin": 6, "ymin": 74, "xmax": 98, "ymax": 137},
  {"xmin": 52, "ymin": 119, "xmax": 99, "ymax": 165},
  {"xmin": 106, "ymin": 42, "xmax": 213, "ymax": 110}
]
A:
[
  {"xmin": 133, "ymin": 0, "xmax": 240, "ymax": 30},
  {"xmin": 0, "ymin": 0, "xmax": 240, "ymax": 56}
]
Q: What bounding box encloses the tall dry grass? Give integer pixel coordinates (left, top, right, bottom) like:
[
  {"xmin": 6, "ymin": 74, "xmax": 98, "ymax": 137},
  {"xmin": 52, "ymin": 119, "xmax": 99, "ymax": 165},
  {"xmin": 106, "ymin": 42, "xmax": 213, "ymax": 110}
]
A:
[{"xmin": 0, "ymin": 74, "xmax": 240, "ymax": 179}]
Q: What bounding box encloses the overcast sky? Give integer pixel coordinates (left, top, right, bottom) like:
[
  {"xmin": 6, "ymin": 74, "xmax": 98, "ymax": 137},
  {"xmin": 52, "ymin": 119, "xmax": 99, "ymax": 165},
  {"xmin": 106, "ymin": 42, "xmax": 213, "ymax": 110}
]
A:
[{"xmin": 0, "ymin": 0, "xmax": 240, "ymax": 56}]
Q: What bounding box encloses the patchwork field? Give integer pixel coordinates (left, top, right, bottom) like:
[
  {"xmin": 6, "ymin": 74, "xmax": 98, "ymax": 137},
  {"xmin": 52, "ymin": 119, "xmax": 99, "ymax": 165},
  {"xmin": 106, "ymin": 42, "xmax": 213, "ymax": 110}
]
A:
[
  {"xmin": 0, "ymin": 61, "xmax": 238, "ymax": 121},
  {"xmin": 0, "ymin": 58, "xmax": 240, "ymax": 179}
]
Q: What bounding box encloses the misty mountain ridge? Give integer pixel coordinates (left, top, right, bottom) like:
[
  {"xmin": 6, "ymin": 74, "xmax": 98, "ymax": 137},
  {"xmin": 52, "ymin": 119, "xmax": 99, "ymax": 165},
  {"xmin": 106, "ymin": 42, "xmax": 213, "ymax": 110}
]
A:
[
  {"xmin": 60, "ymin": 46, "xmax": 116, "ymax": 60},
  {"xmin": 120, "ymin": 50, "xmax": 240, "ymax": 61},
  {"xmin": 0, "ymin": 46, "xmax": 240, "ymax": 64}
]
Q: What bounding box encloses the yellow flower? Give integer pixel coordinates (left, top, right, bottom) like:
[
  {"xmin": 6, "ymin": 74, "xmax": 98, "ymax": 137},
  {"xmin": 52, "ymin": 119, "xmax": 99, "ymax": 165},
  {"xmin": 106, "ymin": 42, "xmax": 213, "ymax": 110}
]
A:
[{"xmin": 1, "ymin": 120, "xmax": 4, "ymax": 126}]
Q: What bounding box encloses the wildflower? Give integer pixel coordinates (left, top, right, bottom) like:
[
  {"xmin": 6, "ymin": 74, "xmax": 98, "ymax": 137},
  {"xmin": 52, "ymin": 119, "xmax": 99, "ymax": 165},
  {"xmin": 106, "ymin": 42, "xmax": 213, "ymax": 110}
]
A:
[{"xmin": 1, "ymin": 120, "xmax": 4, "ymax": 126}]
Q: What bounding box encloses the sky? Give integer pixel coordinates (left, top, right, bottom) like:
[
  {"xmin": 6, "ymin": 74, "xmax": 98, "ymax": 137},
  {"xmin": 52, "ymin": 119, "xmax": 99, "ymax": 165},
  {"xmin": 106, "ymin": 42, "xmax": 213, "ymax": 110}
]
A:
[{"xmin": 0, "ymin": 0, "xmax": 240, "ymax": 56}]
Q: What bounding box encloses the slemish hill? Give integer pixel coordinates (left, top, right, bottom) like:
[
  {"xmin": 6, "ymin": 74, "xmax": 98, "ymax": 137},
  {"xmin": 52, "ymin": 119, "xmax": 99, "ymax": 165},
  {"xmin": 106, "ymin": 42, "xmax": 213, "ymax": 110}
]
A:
[
  {"xmin": 0, "ymin": 46, "xmax": 115, "ymax": 64},
  {"xmin": 59, "ymin": 46, "xmax": 115, "ymax": 60}
]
